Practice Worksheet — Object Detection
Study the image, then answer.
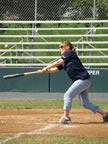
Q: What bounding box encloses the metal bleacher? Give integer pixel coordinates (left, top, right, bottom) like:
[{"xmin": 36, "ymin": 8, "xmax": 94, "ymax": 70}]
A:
[{"xmin": 0, "ymin": 20, "xmax": 108, "ymax": 67}]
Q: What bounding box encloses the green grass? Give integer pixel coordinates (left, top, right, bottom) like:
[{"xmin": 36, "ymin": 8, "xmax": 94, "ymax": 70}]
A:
[
  {"xmin": 0, "ymin": 99, "xmax": 108, "ymax": 109},
  {"xmin": 2, "ymin": 135, "xmax": 108, "ymax": 144},
  {"xmin": 0, "ymin": 134, "xmax": 14, "ymax": 143}
]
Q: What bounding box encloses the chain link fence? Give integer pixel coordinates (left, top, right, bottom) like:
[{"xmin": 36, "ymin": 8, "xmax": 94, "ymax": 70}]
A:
[{"xmin": 0, "ymin": 0, "xmax": 108, "ymax": 21}]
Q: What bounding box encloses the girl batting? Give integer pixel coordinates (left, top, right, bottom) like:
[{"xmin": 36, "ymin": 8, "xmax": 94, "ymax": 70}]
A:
[{"xmin": 36, "ymin": 41, "xmax": 108, "ymax": 124}]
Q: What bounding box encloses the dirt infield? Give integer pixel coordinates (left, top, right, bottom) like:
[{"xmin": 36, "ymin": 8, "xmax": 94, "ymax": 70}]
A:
[{"xmin": 0, "ymin": 109, "xmax": 108, "ymax": 137}]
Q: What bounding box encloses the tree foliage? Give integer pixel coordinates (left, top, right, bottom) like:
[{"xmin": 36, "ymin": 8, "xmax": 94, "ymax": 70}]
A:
[{"xmin": 0, "ymin": 0, "xmax": 107, "ymax": 20}]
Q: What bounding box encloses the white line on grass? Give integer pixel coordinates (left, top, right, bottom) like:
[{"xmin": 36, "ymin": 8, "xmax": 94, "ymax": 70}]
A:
[
  {"xmin": 0, "ymin": 124, "xmax": 57, "ymax": 144},
  {"xmin": 2, "ymin": 123, "xmax": 101, "ymax": 144}
]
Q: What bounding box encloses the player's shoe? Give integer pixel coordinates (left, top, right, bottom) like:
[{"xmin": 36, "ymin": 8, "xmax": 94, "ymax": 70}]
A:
[
  {"xmin": 103, "ymin": 112, "xmax": 108, "ymax": 123},
  {"xmin": 56, "ymin": 116, "xmax": 71, "ymax": 124}
]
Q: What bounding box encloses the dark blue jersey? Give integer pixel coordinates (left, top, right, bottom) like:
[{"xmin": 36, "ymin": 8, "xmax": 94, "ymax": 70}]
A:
[{"xmin": 57, "ymin": 50, "xmax": 90, "ymax": 82}]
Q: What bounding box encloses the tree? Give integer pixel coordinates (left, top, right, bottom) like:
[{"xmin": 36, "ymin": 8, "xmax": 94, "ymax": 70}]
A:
[
  {"xmin": 0, "ymin": 0, "xmax": 35, "ymax": 20},
  {"xmin": 37, "ymin": 0, "xmax": 65, "ymax": 20},
  {"xmin": 0, "ymin": 0, "xmax": 107, "ymax": 20},
  {"xmin": 97, "ymin": 0, "xmax": 108, "ymax": 19}
]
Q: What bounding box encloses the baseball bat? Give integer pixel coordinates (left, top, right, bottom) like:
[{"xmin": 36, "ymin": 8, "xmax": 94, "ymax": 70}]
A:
[{"xmin": 3, "ymin": 71, "xmax": 37, "ymax": 79}]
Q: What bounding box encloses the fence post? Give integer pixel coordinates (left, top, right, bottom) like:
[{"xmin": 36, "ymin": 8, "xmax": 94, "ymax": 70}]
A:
[
  {"xmin": 93, "ymin": 0, "xmax": 96, "ymax": 20},
  {"xmin": 35, "ymin": 0, "xmax": 37, "ymax": 21}
]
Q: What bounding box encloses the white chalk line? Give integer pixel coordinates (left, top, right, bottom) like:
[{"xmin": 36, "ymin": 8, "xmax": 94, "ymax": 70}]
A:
[
  {"xmin": 1, "ymin": 122, "xmax": 105, "ymax": 144},
  {"xmin": 0, "ymin": 133, "xmax": 24, "ymax": 144},
  {"xmin": 0, "ymin": 123, "xmax": 79, "ymax": 144},
  {"xmin": 62, "ymin": 125, "xmax": 78, "ymax": 128},
  {"xmin": 0, "ymin": 124, "xmax": 57, "ymax": 144},
  {"xmin": 0, "ymin": 123, "xmax": 78, "ymax": 144}
]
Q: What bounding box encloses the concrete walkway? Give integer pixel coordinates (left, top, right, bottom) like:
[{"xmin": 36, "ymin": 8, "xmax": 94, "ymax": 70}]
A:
[{"xmin": 0, "ymin": 92, "xmax": 108, "ymax": 100}]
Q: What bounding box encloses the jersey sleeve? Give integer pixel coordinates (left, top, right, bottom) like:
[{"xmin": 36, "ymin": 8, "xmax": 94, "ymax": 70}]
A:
[
  {"xmin": 61, "ymin": 50, "xmax": 75, "ymax": 62},
  {"xmin": 57, "ymin": 64, "xmax": 64, "ymax": 71}
]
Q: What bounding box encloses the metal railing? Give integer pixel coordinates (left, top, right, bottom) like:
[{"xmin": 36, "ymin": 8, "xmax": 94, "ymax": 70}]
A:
[{"xmin": 0, "ymin": 20, "xmax": 108, "ymax": 67}]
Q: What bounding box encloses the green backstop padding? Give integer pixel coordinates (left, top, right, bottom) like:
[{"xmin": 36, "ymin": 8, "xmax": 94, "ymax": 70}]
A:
[
  {"xmin": 0, "ymin": 68, "xmax": 108, "ymax": 92},
  {"xmin": 88, "ymin": 69, "xmax": 108, "ymax": 92},
  {"xmin": 0, "ymin": 68, "xmax": 49, "ymax": 92},
  {"xmin": 50, "ymin": 69, "xmax": 108, "ymax": 93},
  {"xmin": 50, "ymin": 70, "xmax": 72, "ymax": 92}
]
